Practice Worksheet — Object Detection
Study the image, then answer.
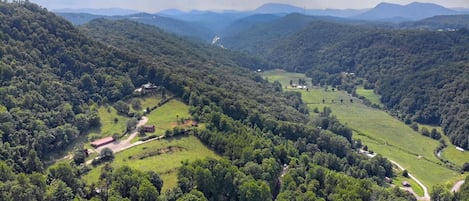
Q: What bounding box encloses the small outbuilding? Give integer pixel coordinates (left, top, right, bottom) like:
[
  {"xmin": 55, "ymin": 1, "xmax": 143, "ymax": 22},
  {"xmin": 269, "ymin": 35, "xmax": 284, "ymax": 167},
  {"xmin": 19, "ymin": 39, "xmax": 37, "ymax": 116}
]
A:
[
  {"xmin": 142, "ymin": 125, "xmax": 156, "ymax": 133},
  {"xmin": 91, "ymin": 136, "xmax": 115, "ymax": 148}
]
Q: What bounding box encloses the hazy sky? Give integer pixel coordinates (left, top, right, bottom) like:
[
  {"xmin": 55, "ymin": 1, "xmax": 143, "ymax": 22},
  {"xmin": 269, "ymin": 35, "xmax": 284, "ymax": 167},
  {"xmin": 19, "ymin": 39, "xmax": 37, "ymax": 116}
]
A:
[{"xmin": 30, "ymin": 0, "xmax": 469, "ymax": 12}]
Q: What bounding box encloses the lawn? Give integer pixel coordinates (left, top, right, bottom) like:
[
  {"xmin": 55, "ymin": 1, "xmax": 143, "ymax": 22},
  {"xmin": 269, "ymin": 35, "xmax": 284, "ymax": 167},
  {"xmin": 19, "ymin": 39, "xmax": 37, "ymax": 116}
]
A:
[
  {"xmin": 144, "ymin": 99, "xmax": 191, "ymax": 137},
  {"xmin": 88, "ymin": 106, "xmax": 129, "ymax": 138},
  {"xmin": 262, "ymin": 69, "xmax": 310, "ymax": 88},
  {"xmin": 262, "ymin": 70, "xmax": 462, "ymax": 188},
  {"xmin": 83, "ymin": 135, "xmax": 221, "ymax": 191},
  {"xmin": 416, "ymin": 124, "xmax": 469, "ymax": 168},
  {"xmin": 393, "ymin": 170, "xmax": 424, "ymax": 197},
  {"xmin": 128, "ymin": 95, "xmax": 162, "ymax": 113}
]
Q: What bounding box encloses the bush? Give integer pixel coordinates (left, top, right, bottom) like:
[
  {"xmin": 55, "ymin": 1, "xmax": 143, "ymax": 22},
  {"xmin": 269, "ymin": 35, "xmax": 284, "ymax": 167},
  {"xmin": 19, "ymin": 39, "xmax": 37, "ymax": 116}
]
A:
[
  {"xmin": 462, "ymin": 163, "xmax": 469, "ymax": 172},
  {"xmin": 410, "ymin": 123, "xmax": 419, "ymax": 131},
  {"xmin": 402, "ymin": 169, "xmax": 409, "ymax": 177},
  {"xmin": 430, "ymin": 128, "xmax": 441, "ymax": 140},
  {"xmin": 421, "ymin": 127, "xmax": 430, "ymax": 137},
  {"xmin": 100, "ymin": 147, "xmax": 114, "ymax": 162}
]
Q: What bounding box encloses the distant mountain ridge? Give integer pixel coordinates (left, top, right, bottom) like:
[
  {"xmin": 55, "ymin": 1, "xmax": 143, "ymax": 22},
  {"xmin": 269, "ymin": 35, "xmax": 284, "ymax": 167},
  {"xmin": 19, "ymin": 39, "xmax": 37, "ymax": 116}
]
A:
[
  {"xmin": 55, "ymin": 2, "xmax": 469, "ymax": 43},
  {"xmin": 53, "ymin": 8, "xmax": 140, "ymax": 16},
  {"xmin": 354, "ymin": 2, "xmax": 459, "ymax": 22},
  {"xmin": 57, "ymin": 12, "xmax": 214, "ymax": 41},
  {"xmin": 253, "ymin": 3, "xmax": 305, "ymax": 14}
]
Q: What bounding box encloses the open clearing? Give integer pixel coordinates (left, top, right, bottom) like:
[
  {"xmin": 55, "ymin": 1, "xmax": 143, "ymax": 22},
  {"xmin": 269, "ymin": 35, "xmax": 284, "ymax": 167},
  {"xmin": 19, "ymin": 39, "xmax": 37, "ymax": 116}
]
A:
[
  {"xmin": 355, "ymin": 86, "xmax": 384, "ymax": 107},
  {"xmin": 89, "ymin": 105, "xmax": 129, "ymax": 138},
  {"xmin": 83, "ymin": 97, "xmax": 217, "ymax": 191},
  {"xmin": 83, "ymin": 135, "xmax": 220, "ymax": 191},
  {"xmin": 144, "ymin": 99, "xmax": 191, "ymax": 137},
  {"xmin": 262, "ymin": 70, "xmax": 466, "ymax": 190}
]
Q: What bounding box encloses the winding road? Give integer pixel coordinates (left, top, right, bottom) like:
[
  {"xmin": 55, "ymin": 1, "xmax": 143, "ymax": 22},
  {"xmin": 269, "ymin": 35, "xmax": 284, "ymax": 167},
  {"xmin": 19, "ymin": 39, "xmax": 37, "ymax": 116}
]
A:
[
  {"xmin": 451, "ymin": 180, "xmax": 465, "ymax": 193},
  {"xmin": 389, "ymin": 160, "xmax": 430, "ymax": 201}
]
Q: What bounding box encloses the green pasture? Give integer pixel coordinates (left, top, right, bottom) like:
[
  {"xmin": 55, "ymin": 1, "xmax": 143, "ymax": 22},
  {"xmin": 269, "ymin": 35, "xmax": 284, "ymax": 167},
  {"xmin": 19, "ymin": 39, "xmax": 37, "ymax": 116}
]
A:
[
  {"xmin": 263, "ymin": 70, "xmax": 463, "ymax": 188},
  {"xmin": 89, "ymin": 106, "xmax": 129, "ymax": 138},
  {"xmin": 355, "ymin": 86, "xmax": 384, "ymax": 107},
  {"xmin": 392, "ymin": 170, "xmax": 424, "ymax": 197},
  {"xmin": 128, "ymin": 95, "xmax": 162, "ymax": 113},
  {"xmin": 416, "ymin": 124, "xmax": 469, "ymax": 168},
  {"xmin": 144, "ymin": 99, "xmax": 191, "ymax": 137},
  {"xmin": 83, "ymin": 135, "xmax": 220, "ymax": 191},
  {"xmin": 262, "ymin": 69, "xmax": 310, "ymax": 87}
]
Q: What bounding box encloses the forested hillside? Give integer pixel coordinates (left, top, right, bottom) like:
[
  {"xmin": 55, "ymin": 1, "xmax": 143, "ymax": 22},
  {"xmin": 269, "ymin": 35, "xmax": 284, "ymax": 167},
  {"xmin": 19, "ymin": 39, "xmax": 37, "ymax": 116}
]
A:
[
  {"xmin": 80, "ymin": 18, "xmax": 417, "ymax": 201},
  {"xmin": 0, "ymin": 2, "xmax": 416, "ymax": 200},
  {"xmin": 223, "ymin": 15, "xmax": 469, "ymax": 149},
  {"xmin": 57, "ymin": 12, "xmax": 215, "ymax": 41},
  {"xmin": 399, "ymin": 15, "xmax": 469, "ymax": 30}
]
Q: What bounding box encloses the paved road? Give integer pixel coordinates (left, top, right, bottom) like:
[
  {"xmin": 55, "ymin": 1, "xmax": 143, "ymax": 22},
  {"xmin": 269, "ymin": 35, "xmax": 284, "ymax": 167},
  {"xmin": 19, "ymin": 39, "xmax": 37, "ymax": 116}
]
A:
[
  {"xmin": 389, "ymin": 160, "xmax": 430, "ymax": 201},
  {"xmin": 451, "ymin": 180, "xmax": 465, "ymax": 192}
]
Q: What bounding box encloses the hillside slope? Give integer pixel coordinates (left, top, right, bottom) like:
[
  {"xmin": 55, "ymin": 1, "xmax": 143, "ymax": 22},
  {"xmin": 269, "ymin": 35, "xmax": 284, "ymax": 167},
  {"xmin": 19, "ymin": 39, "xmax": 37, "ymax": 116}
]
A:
[
  {"xmin": 0, "ymin": 2, "xmax": 418, "ymax": 200},
  {"xmin": 221, "ymin": 16, "xmax": 469, "ymax": 149},
  {"xmin": 57, "ymin": 12, "xmax": 215, "ymax": 41},
  {"xmin": 80, "ymin": 18, "xmax": 421, "ymax": 201}
]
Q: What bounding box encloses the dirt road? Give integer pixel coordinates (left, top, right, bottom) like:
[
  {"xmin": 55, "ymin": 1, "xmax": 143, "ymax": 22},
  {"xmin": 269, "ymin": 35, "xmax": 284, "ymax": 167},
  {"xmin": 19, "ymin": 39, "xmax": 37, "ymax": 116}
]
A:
[
  {"xmin": 389, "ymin": 160, "xmax": 430, "ymax": 201},
  {"xmin": 451, "ymin": 180, "xmax": 465, "ymax": 192},
  {"xmin": 86, "ymin": 117, "xmax": 148, "ymax": 164}
]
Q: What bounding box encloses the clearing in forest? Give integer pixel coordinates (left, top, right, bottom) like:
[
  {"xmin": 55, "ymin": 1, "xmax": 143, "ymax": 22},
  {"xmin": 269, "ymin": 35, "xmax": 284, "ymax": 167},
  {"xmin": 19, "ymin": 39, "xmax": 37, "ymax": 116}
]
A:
[
  {"xmin": 262, "ymin": 69, "xmax": 466, "ymax": 191},
  {"xmin": 83, "ymin": 135, "xmax": 220, "ymax": 191}
]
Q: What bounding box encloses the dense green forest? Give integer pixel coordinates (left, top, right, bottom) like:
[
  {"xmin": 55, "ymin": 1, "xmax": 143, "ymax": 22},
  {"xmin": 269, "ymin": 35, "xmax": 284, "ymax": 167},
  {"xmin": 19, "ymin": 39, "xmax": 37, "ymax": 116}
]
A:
[
  {"xmin": 0, "ymin": 2, "xmax": 425, "ymax": 200},
  {"xmin": 222, "ymin": 14, "xmax": 469, "ymax": 150}
]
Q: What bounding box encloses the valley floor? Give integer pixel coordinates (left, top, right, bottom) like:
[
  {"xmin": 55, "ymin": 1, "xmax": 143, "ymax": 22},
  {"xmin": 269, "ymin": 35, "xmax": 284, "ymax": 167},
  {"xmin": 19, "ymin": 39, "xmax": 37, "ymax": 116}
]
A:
[{"xmin": 262, "ymin": 69, "xmax": 468, "ymax": 196}]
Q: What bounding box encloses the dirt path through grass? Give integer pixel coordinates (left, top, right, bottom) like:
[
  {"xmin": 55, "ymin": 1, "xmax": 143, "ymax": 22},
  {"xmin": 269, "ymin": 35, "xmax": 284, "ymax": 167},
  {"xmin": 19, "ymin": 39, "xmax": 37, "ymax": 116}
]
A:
[
  {"xmin": 452, "ymin": 180, "xmax": 465, "ymax": 192},
  {"xmin": 390, "ymin": 160, "xmax": 430, "ymax": 201}
]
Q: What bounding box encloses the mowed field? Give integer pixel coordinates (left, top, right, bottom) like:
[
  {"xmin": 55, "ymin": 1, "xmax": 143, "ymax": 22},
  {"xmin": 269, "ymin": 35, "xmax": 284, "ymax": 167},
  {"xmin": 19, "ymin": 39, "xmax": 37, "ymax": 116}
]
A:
[
  {"xmin": 145, "ymin": 99, "xmax": 191, "ymax": 137},
  {"xmin": 262, "ymin": 70, "xmax": 465, "ymax": 189},
  {"xmin": 89, "ymin": 105, "xmax": 129, "ymax": 138},
  {"xmin": 83, "ymin": 135, "xmax": 220, "ymax": 191},
  {"xmin": 83, "ymin": 97, "xmax": 219, "ymax": 191},
  {"xmin": 355, "ymin": 86, "xmax": 384, "ymax": 107}
]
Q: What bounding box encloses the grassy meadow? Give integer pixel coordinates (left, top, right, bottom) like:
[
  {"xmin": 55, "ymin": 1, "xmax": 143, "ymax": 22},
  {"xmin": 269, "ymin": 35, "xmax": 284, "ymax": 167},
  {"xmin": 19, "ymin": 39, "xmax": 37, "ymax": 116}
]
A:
[
  {"xmin": 262, "ymin": 70, "xmax": 465, "ymax": 189},
  {"xmin": 88, "ymin": 105, "xmax": 129, "ymax": 139},
  {"xmin": 128, "ymin": 95, "xmax": 162, "ymax": 113},
  {"xmin": 144, "ymin": 99, "xmax": 191, "ymax": 137},
  {"xmin": 83, "ymin": 135, "xmax": 220, "ymax": 191},
  {"xmin": 355, "ymin": 86, "xmax": 384, "ymax": 107}
]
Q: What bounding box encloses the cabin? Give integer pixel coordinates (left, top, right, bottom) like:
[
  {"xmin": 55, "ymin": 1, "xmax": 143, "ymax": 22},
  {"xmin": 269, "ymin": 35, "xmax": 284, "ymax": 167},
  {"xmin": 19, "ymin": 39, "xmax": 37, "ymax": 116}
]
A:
[
  {"xmin": 402, "ymin": 181, "xmax": 411, "ymax": 187},
  {"xmin": 142, "ymin": 125, "xmax": 156, "ymax": 133},
  {"xmin": 91, "ymin": 136, "xmax": 115, "ymax": 148}
]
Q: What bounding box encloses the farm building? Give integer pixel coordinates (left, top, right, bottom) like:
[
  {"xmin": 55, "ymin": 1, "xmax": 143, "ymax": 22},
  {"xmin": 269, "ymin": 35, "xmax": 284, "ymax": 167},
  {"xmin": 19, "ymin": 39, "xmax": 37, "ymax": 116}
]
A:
[
  {"xmin": 91, "ymin": 136, "xmax": 115, "ymax": 148},
  {"xmin": 456, "ymin": 147, "xmax": 465, "ymax": 152},
  {"xmin": 142, "ymin": 125, "xmax": 156, "ymax": 133}
]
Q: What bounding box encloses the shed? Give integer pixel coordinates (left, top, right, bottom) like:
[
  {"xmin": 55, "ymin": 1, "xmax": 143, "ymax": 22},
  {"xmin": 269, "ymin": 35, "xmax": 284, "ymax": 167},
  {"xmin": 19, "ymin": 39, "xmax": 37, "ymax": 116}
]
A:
[
  {"xmin": 91, "ymin": 136, "xmax": 115, "ymax": 148},
  {"xmin": 142, "ymin": 125, "xmax": 156, "ymax": 133}
]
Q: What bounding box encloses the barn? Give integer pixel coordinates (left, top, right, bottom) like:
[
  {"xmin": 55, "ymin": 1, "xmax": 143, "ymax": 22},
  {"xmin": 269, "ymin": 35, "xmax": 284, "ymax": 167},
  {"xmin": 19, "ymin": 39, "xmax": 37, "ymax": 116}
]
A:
[{"xmin": 91, "ymin": 136, "xmax": 115, "ymax": 148}]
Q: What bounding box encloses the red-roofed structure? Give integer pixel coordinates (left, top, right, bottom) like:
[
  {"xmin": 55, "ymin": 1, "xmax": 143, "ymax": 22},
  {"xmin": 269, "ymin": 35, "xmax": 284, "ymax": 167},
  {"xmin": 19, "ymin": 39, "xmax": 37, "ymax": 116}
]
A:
[{"xmin": 91, "ymin": 136, "xmax": 115, "ymax": 148}]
